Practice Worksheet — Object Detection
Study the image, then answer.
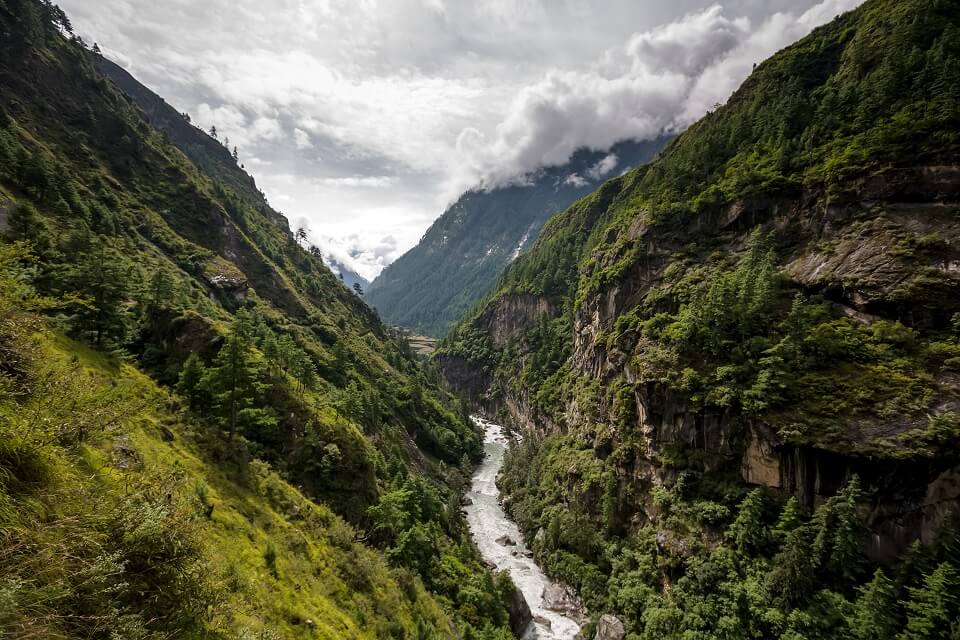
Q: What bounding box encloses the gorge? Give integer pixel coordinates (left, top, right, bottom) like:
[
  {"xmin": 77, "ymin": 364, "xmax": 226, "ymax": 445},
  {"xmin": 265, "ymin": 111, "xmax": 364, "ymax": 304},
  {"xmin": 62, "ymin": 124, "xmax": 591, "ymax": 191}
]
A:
[
  {"xmin": 465, "ymin": 417, "xmax": 583, "ymax": 640},
  {"xmin": 1, "ymin": 0, "xmax": 959, "ymax": 638}
]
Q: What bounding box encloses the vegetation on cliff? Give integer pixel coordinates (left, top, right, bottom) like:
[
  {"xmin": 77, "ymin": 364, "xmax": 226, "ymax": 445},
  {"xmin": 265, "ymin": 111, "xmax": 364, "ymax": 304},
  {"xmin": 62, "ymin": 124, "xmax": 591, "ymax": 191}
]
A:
[{"xmin": 442, "ymin": 0, "xmax": 960, "ymax": 636}]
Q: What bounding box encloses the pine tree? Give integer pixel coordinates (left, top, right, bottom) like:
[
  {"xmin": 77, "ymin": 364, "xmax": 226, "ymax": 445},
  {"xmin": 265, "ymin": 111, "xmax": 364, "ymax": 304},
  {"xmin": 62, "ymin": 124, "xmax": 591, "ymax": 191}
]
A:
[
  {"xmin": 773, "ymin": 496, "xmax": 803, "ymax": 542},
  {"xmin": 69, "ymin": 244, "xmax": 132, "ymax": 348},
  {"xmin": 262, "ymin": 333, "xmax": 280, "ymax": 371},
  {"xmin": 726, "ymin": 488, "xmax": 769, "ymax": 553},
  {"xmin": 4, "ymin": 201, "xmax": 51, "ymax": 253},
  {"xmin": 277, "ymin": 334, "xmax": 297, "ymax": 372},
  {"xmin": 832, "ymin": 476, "xmax": 865, "ymax": 579},
  {"xmin": 146, "ymin": 268, "xmax": 175, "ymax": 312},
  {"xmin": 203, "ymin": 325, "xmax": 274, "ymax": 439},
  {"xmin": 901, "ymin": 563, "xmax": 960, "ymax": 640},
  {"xmin": 766, "ymin": 527, "xmax": 815, "ymax": 608},
  {"xmin": 849, "ymin": 568, "xmax": 900, "ymax": 640},
  {"xmin": 21, "ymin": 150, "xmax": 53, "ymax": 201},
  {"xmin": 176, "ymin": 353, "xmax": 206, "ymax": 411},
  {"xmin": 292, "ymin": 351, "xmax": 316, "ymax": 394}
]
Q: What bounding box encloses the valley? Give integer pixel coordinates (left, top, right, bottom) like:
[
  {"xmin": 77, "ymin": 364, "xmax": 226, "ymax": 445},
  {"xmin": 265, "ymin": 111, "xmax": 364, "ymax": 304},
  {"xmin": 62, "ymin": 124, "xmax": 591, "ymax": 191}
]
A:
[{"xmin": 1, "ymin": 0, "xmax": 959, "ymax": 639}]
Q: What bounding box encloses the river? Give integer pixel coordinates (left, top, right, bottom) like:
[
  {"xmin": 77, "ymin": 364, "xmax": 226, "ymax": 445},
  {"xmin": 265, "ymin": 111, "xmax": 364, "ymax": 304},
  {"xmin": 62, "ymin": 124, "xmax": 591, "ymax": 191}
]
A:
[{"xmin": 464, "ymin": 417, "xmax": 582, "ymax": 640}]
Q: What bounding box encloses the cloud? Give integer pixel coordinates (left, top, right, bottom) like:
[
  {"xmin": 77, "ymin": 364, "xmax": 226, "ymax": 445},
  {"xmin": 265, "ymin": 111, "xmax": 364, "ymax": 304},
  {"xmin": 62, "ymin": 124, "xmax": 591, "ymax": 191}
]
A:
[
  {"xmin": 458, "ymin": 0, "xmax": 863, "ymax": 189},
  {"xmin": 307, "ymin": 230, "xmax": 401, "ymax": 282},
  {"xmin": 564, "ymin": 173, "xmax": 588, "ymax": 187},
  {"xmin": 315, "ymin": 176, "xmax": 398, "ymax": 188},
  {"xmin": 59, "ymin": 0, "xmax": 865, "ymax": 272},
  {"xmin": 293, "ymin": 128, "xmax": 313, "ymax": 149},
  {"xmin": 586, "ymin": 153, "xmax": 619, "ymax": 180}
]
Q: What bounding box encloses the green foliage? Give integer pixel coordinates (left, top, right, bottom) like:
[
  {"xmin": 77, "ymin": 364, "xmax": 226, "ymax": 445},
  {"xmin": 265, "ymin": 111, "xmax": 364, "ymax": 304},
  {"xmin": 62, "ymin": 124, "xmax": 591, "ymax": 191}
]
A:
[
  {"xmin": 901, "ymin": 563, "xmax": 960, "ymax": 640},
  {"xmin": 849, "ymin": 569, "xmax": 900, "ymax": 640},
  {"xmin": 0, "ymin": 0, "xmax": 509, "ymax": 636},
  {"xmin": 725, "ymin": 488, "xmax": 769, "ymax": 554}
]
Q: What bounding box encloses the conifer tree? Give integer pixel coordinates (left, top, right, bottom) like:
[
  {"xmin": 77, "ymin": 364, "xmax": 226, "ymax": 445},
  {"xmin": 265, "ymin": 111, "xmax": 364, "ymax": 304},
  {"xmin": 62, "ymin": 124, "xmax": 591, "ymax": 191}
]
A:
[
  {"xmin": 69, "ymin": 244, "xmax": 132, "ymax": 348},
  {"xmin": 773, "ymin": 496, "xmax": 803, "ymax": 542},
  {"xmin": 146, "ymin": 268, "xmax": 175, "ymax": 312},
  {"xmin": 849, "ymin": 568, "xmax": 900, "ymax": 640},
  {"xmin": 766, "ymin": 527, "xmax": 815, "ymax": 608},
  {"xmin": 726, "ymin": 488, "xmax": 768, "ymax": 553},
  {"xmin": 292, "ymin": 351, "xmax": 316, "ymax": 395},
  {"xmin": 176, "ymin": 352, "xmax": 206, "ymax": 411},
  {"xmin": 277, "ymin": 333, "xmax": 297, "ymax": 372},
  {"xmin": 203, "ymin": 319, "xmax": 274, "ymax": 438},
  {"xmin": 901, "ymin": 563, "xmax": 960, "ymax": 640}
]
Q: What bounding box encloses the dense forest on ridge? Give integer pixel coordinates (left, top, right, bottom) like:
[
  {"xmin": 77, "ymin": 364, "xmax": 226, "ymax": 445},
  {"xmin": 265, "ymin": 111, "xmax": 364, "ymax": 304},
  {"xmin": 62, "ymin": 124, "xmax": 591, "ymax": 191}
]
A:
[{"xmin": 440, "ymin": 0, "xmax": 960, "ymax": 637}]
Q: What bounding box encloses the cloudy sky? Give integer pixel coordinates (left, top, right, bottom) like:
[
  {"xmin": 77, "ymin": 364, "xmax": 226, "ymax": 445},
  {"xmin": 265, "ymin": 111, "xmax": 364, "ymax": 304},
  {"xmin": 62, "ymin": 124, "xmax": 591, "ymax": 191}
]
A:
[{"xmin": 61, "ymin": 0, "xmax": 862, "ymax": 280}]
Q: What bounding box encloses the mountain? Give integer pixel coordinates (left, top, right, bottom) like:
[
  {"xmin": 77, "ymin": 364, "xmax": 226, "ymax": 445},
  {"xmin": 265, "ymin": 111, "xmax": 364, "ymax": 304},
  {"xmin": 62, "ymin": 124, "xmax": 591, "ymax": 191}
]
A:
[
  {"xmin": 440, "ymin": 0, "xmax": 960, "ymax": 636},
  {"xmin": 0, "ymin": 1, "xmax": 521, "ymax": 637},
  {"xmin": 325, "ymin": 255, "xmax": 371, "ymax": 292},
  {"xmin": 366, "ymin": 138, "xmax": 670, "ymax": 337}
]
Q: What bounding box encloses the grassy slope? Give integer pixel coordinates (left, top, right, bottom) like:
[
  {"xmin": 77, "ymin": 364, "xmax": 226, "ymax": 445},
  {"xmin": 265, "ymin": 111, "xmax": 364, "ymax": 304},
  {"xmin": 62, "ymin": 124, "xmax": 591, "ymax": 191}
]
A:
[
  {"xmin": 0, "ymin": 295, "xmax": 453, "ymax": 638},
  {"xmin": 0, "ymin": 1, "xmax": 514, "ymax": 638}
]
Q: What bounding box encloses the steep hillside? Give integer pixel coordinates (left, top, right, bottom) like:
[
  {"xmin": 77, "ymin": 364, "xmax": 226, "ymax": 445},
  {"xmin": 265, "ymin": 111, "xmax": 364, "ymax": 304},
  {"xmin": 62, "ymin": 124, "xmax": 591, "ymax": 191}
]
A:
[
  {"xmin": 441, "ymin": 0, "xmax": 960, "ymax": 636},
  {"xmin": 0, "ymin": 1, "xmax": 519, "ymax": 637},
  {"xmin": 367, "ymin": 138, "xmax": 669, "ymax": 337}
]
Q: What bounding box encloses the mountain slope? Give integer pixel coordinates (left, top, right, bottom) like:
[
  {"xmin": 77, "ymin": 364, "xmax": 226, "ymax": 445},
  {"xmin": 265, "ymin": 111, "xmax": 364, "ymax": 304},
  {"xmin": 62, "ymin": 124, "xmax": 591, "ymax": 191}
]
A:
[
  {"xmin": 441, "ymin": 0, "xmax": 960, "ymax": 636},
  {"xmin": 0, "ymin": 1, "xmax": 518, "ymax": 637},
  {"xmin": 367, "ymin": 138, "xmax": 669, "ymax": 336}
]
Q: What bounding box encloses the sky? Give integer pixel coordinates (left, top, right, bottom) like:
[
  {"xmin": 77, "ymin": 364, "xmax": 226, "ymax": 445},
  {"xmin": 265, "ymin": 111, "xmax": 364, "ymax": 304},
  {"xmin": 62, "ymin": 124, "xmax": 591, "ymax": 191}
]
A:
[{"xmin": 60, "ymin": 0, "xmax": 863, "ymax": 280}]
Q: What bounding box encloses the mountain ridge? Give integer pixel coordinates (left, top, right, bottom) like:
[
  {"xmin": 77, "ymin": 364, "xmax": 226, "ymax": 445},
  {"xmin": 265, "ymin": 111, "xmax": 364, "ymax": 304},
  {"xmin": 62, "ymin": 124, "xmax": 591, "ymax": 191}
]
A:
[
  {"xmin": 367, "ymin": 137, "xmax": 671, "ymax": 336},
  {"xmin": 440, "ymin": 0, "xmax": 960, "ymax": 635}
]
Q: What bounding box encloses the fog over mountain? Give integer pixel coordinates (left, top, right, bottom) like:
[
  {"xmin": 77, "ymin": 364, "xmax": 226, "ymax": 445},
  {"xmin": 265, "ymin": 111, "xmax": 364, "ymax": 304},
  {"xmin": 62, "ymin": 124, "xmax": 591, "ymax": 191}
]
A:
[{"xmin": 60, "ymin": 0, "xmax": 862, "ymax": 278}]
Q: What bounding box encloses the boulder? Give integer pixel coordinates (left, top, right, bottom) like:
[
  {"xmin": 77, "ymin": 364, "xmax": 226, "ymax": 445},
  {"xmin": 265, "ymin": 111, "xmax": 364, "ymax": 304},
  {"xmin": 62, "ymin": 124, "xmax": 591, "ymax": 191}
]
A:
[
  {"xmin": 495, "ymin": 535, "xmax": 516, "ymax": 546},
  {"xmin": 507, "ymin": 584, "xmax": 533, "ymax": 637},
  {"xmin": 533, "ymin": 614, "xmax": 552, "ymax": 629},
  {"xmin": 594, "ymin": 614, "xmax": 626, "ymax": 640},
  {"xmin": 542, "ymin": 583, "xmax": 587, "ymax": 623}
]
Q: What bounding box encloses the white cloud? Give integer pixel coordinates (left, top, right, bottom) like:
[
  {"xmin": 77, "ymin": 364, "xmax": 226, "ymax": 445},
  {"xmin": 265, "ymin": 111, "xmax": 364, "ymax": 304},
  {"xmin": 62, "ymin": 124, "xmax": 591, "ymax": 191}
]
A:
[
  {"xmin": 59, "ymin": 0, "xmax": 865, "ymax": 274},
  {"xmin": 306, "ymin": 229, "xmax": 401, "ymax": 282},
  {"xmin": 564, "ymin": 173, "xmax": 588, "ymax": 187},
  {"xmin": 586, "ymin": 153, "xmax": 619, "ymax": 180},
  {"xmin": 293, "ymin": 128, "xmax": 313, "ymax": 149},
  {"xmin": 459, "ymin": 0, "xmax": 864, "ymax": 189},
  {"xmin": 316, "ymin": 176, "xmax": 398, "ymax": 188}
]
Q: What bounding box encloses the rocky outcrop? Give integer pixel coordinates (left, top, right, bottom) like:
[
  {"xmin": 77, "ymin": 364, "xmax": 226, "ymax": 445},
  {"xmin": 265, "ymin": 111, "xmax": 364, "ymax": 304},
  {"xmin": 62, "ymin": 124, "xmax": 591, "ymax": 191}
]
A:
[
  {"xmin": 542, "ymin": 583, "xmax": 587, "ymax": 625},
  {"xmin": 507, "ymin": 585, "xmax": 533, "ymax": 637},
  {"xmin": 594, "ymin": 614, "xmax": 626, "ymax": 640},
  {"xmin": 447, "ymin": 162, "xmax": 960, "ymax": 562},
  {"xmin": 477, "ymin": 293, "xmax": 556, "ymax": 348},
  {"xmin": 742, "ymin": 422, "xmax": 960, "ymax": 561}
]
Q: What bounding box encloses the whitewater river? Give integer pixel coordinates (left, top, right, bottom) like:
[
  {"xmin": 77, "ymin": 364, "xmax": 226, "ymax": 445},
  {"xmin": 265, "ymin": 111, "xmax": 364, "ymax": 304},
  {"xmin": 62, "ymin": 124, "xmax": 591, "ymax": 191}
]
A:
[{"xmin": 464, "ymin": 417, "xmax": 582, "ymax": 639}]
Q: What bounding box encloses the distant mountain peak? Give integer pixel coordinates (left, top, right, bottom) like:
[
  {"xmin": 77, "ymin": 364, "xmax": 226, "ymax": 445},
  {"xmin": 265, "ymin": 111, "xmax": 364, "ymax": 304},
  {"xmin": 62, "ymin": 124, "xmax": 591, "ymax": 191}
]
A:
[{"xmin": 365, "ymin": 136, "xmax": 671, "ymax": 336}]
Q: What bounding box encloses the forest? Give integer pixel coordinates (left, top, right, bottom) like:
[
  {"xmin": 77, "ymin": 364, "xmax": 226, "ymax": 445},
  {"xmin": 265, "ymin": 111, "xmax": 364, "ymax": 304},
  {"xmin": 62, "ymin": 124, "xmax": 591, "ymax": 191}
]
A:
[{"xmin": 0, "ymin": 0, "xmax": 520, "ymax": 637}]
